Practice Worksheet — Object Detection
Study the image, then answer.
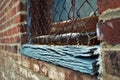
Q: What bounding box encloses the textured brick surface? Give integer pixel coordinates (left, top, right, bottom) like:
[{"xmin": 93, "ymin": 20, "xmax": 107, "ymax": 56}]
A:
[
  {"xmin": 97, "ymin": 0, "xmax": 120, "ymax": 13},
  {"xmin": 104, "ymin": 51, "xmax": 120, "ymax": 77},
  {"xmin": 97, "ymin": 0, "xmax": 120, "ymax": 80},
  {"xmin": 0, "ymin": 0, "xmax": 28, "ymax": 79},
  {"xmin": 97, "ymin": 18, "xmax": 120, "ymax": 44}
]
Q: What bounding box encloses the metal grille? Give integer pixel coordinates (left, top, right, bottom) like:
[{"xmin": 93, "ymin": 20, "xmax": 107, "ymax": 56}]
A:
[{"xmin": 27, "ymin": 0, "xmax": 99, "ymax": 45}]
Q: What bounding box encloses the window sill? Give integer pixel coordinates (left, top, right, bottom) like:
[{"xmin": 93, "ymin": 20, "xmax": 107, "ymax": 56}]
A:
[{"xmin": 20, "ymin": 44, "xmax": 100, "ymax": 75}]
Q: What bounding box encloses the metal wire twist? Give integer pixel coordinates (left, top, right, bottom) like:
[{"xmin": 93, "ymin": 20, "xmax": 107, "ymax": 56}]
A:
[{"xmin": 27, "ymin": 0, "xmax": 99, "ymax": 45}]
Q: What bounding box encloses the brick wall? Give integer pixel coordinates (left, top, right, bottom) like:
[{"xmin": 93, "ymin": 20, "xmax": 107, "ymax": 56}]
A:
[
  {"xmin": 0, "ymin": 0, "xmax": 27, "ymax": 79},
  {"xmin": 0, "ymin": 0, "xmax": 97, "ymax": 80},
  {"xmin": 2, "ymin": 0, "xmax": 120, "ymax": 80},
  {"xmin": 97, "ymin": 0, "xmax": 120, "ymax": 80}
]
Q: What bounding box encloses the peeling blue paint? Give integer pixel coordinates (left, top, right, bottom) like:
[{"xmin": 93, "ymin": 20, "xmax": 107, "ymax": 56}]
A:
[
  {"xmin": 27, "ymin": 0, "xmax": 31, "ymax": 43},
  {"xmin": 20, "ymin": 44, "xmax": 100, "ymax": 75}
]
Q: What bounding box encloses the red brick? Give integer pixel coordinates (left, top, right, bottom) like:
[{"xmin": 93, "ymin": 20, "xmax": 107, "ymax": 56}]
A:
[
  {"xmin": 7, "ymin": 29, "xmax": 11, "ymax": 36},
  {"xmin": 97, "ymin": 18, "xmax": 120, "ymax": 44},
  {"xmin": 10, "ymin": 7, "xmax": 16, "ymax": 18},
  {"xmin": 97, "ymin": 0, "xmax": 120, "ymax": 13},
  {"xmin": 13, "ymin": 15, "xmax": 21, "ymax": 23},
  {"xmin": 64, "ymin": 69, "xmax": 75, "ymax": 80},
  {"xmin": 14, "ymin": 35, "xmax": 21, "ymax": 43},
  {"xmin": 14, "ymin": 0, "xmax": 19, "ymax": 3},
  {"xmin": 8, "ymin": 0, "xmax": 13, "ymax": 9},
  {"xmin": 5, "ymin": 21, "xmax": 11, "ymax": 29},
  {"xmin": 10, "ymin": 37, "xmax": 14, "ymax": 43},
  {"xmin": 11, "ymin": 26, "xmax": 20, "ymax": 35},
  {"xmin": 13, "ymin": 14, "xmax": 26, "ymax": 24}
]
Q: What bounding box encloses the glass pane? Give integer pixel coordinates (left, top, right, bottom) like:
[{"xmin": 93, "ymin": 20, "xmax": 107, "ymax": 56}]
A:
[{"xmin": 51, "ymin": 0, "xmax": 98, "ymax": 22}]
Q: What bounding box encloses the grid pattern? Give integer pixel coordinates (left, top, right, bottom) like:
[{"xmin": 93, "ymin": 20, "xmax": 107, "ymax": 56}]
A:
[{"xmin": 27, "ymin": 0, "xmax": 99, "ymax": 45}]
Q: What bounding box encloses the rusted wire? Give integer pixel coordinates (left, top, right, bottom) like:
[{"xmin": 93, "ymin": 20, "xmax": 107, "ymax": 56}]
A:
[{"xmin": 28, "ymin": 0, "xmax": 99, "ymax": 45}]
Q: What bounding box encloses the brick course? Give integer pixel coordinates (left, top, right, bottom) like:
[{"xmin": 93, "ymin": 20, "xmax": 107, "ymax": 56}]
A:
[{"xmin": 0, "ymin": 0, "xmax": 29, "ymax": 79}]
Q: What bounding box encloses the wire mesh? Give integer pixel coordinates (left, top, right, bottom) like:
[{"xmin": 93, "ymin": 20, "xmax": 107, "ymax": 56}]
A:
[{"xmin": 27, "ymin": 0, "xmax": 99, "ymax": 45}]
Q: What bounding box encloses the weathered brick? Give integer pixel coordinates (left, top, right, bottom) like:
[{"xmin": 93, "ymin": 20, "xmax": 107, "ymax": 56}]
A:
[
  {"xmin": 13, "ymin": 15, "xmax": 21, "ymax": 23},
  {"xmin": 6, "ymin": 45, "xmax": 18, "ymax": 53},
  {"xmin": 10, "ymin": 7, "xmax": 16, "ymax": 18},
  {"xmin": 21, "ymin": 56, "xmax": 31, "ymax": 68},
  {"xmin": 0, "ymin": 58, "xmax": 4, "ymax": 69},
  {"xmin": 14, "ymin": 35, "xmax": 21, "ymax": 43},
  {"xmin": 14, "ymin": 0, "xmax": 19, "ymax": 3},
  {"xmin": 104, "ymin": 51, "xmax": 120, "ymax": 77},
  {"xmin": 97, "ymin": 0, "xmax": 120, "ymax": 13},
  {"xmin": 18, "ymin": 66, "xmax": 28, "ymax": 78},
  {"xmin": 30, "ymin": 58, "xmax": 48, "ymax": 75},
  {"xmin": 16, "ymin": 75, "xmax": 26, "ymax": 80},
  {"xmin": 97, "ymin": 18, "xmax": 120, "ymax": 44},
  {"xmin": 13, "ymin": 14, "xmax": 26, "ymax": 24},
  {"xmin": 48, "ymin": 66, "xmax": 65, "ymax": 80},
  {"xmin": 64, "ymin": 69, "xmax": 75, "ymax": 80},
  {"xmin": 37, "ymin": 60, "xmax": 49, "ymax": 75}
]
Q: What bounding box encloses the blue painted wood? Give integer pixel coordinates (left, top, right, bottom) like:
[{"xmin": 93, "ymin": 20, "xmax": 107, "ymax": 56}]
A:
[
  {"xmin": 27, "ymin": 0, "xmax": 31, "ymax": 43},
  {"xmin": 20, "ymin": 44, "xmax": 100, "ymax": 75}
]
